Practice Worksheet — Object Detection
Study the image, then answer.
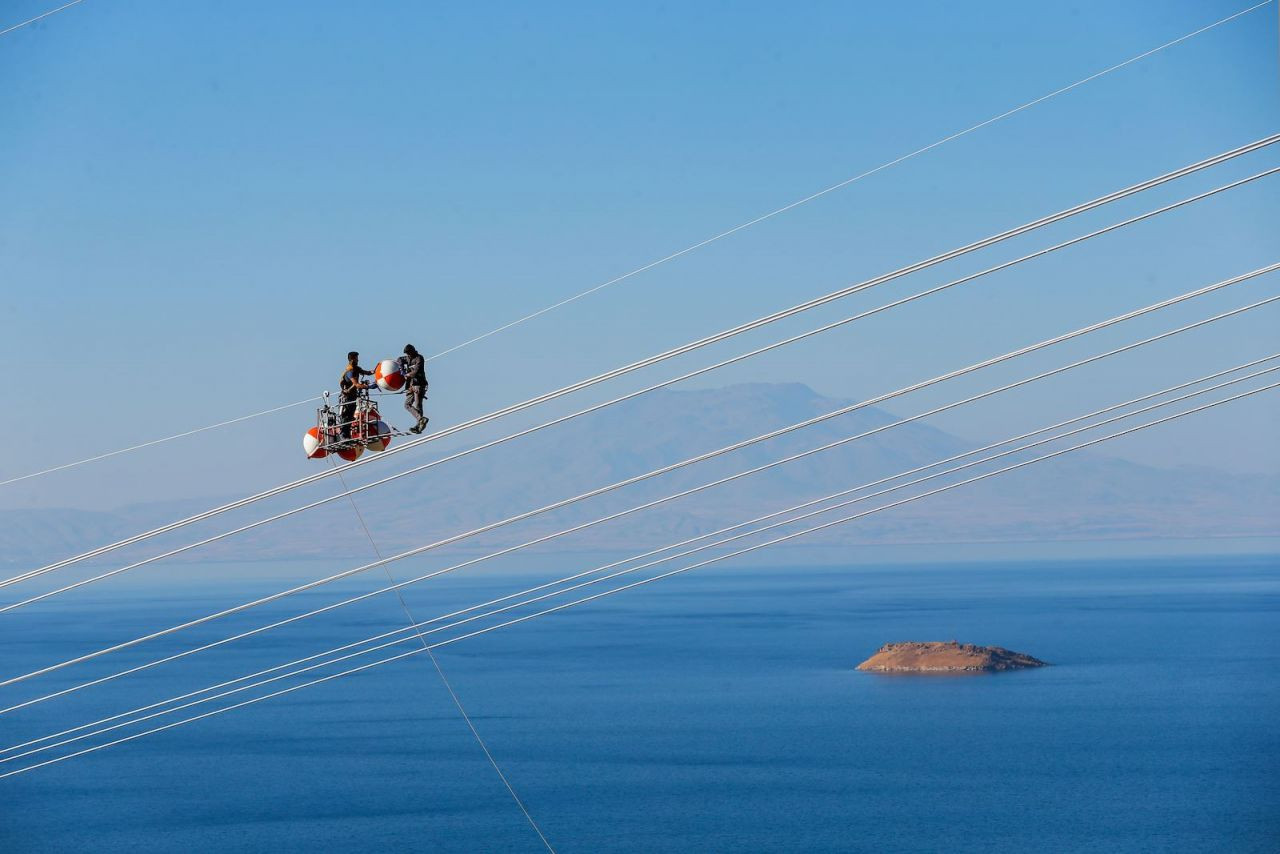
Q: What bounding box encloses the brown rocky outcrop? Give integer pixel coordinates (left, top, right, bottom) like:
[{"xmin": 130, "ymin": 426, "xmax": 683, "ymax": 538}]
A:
[{"xmin": 856, "ymin": 641, "xmax": 1047, "ymax": 673}]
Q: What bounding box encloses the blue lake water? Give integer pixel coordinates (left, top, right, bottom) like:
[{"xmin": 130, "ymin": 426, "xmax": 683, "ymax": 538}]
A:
[{"xmin": 3, "ymin": 553, "xmax": 1278, "ymax": 852}]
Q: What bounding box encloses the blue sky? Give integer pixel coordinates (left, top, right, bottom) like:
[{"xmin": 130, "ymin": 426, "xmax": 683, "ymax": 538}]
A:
[{"xmin": 1, "ymin": 0, "xmax": 1277, "ymax": 510}]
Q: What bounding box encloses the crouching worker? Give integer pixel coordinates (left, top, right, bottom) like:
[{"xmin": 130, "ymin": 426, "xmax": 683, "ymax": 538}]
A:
[{"xmin": 399, "ymin": 343, "xmax": 429, "ymax": 434}]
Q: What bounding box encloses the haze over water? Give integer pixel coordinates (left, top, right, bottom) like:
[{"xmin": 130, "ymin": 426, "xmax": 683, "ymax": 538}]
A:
[{"xmin": 4, "ymin": 553, "xmax": 1278, "ymax": 852}]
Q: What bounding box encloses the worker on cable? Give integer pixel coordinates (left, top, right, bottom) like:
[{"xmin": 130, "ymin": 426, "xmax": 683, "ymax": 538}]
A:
[
  {"xmin": 399, "ymin": 343, "xmax": 429, "ymax": 434},
  {"xmin": 339, "ymin": 351, "xmax": 376, "ymax": 440}
]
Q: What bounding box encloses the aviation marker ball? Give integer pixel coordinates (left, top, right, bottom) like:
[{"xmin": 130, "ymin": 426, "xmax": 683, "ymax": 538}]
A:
[
  {"xmin": 303, "ymin": 427, "xmax": 328, "ymax": 459},
  {"xmin": 375, "ymin": 359, "xmax": 404, "ymax": 392},
  {"xmin": 366, "ymin": 420, "xmax": 392, "ymax": 452},
  {"xmin": 337, "ymin": 443, "xmax": 364, "ymax": 462}
]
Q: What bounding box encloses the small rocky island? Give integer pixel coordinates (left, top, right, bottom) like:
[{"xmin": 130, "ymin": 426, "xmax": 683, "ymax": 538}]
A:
[{"xmin": 857, "ymin": 641, "xmax": 1047, "ymax": 673}]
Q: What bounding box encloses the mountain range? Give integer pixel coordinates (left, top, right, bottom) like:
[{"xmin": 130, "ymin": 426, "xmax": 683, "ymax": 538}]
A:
[{"xmin": 3, "ymin": 383, "xmax": 1275, "ymax": 568}]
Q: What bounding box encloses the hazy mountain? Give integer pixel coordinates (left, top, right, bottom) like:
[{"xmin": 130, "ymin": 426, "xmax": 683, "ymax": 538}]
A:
[{"xmin": 3, "ymin": 383, "xmax": 1276, "ymax": 568}]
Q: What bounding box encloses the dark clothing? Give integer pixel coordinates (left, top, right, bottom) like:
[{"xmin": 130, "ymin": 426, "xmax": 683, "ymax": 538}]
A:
[
  {"xmin": 398, "ymin": 353, "xmax": 428, "ymax": 424},
  {"xmin": 398, "ymin": 353, "xmax": 427, "ymax": 388},
  {"xmin": 340, "ymin": 365, "xmax": 373, "ymax": 400},
  {"xmin": 339, "ymin": 363, "xmax": 372, "ymax": 438},
  {"xmin": 404, "ymin": 384, "xmax": 425, "ymax": 421},
  {"xmin": 339, "ymin": 399, "xmax": 358, "ymax": 440}
]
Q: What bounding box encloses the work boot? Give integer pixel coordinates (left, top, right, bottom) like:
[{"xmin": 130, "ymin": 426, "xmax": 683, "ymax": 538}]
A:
[{"xmin": 416, "ymin": 416, "xmax": 429, "ymax": 433}]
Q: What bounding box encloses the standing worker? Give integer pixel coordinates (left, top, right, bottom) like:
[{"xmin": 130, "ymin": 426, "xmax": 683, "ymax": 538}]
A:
[
  {"xmin": 339, "ymin": 351, "xmax": 376, "ymax": 440},
  {"xmin": 399, "ymin": 344, "xmax": 429, "ymax": 434}
]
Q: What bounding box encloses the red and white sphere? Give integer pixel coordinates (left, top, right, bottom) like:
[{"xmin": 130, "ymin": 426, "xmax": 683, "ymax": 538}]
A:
[
  {"xmin": 375, "ymin": 360, "xmax": 404, "ymax": 392},
  {"xmin": 336, "ymin": 443, "xmax": 364, "ymax": 462},
  {"xmin": 303, "ymin": 427, "xmax": 328, "ymax": 459},
  {"xmin": 365, "ymin": 420, "xmax": 392, "ymax": 452}
]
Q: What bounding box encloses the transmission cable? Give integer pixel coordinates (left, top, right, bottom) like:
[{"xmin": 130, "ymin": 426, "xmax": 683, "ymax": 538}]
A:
[
  {"xmin": 7, "ymin": 298, "xmax": 1276, "ymax": 721},
  {"xmin": 0, "ymin": 0, "xmax": 84, "ymax": 38},
  {"xmin": 0, "ymin": 398, "xmax": 321, "ymax": 488},
  {"xmin": 425, "ymin": 0, "xmax": 1273, "ymax": 359},
  {"xmin": 6, "ymin": 159, "xmax": 1276, "ymax": 598},
  {"xmin": 3, "ymin": 264, "xmax": 1275, "ymax": 700},
  {"xmin": 3, "ymin": 1, "xmax": 1265, "ymax": 485},
  {"xmin": 9, "ymin": 133, "xmax": 1274, "ymax": 587},
  {"xmin": 9, "ymin": 353, "xmax": 1275, "ymax": 763},
  {"xmin": 13, "ymin": 165, "xmax": 1272, "ymax": 605},
  {"xmin": 11, "ymin": 295, "xmax": 1266, "ymax": 705},
  {"xmin": 431, "ymin": 383, "xmax": 1280, "ymax": 652},
  {"xmin": 4, "ymin": 379, "xmax": 1274, "ymax": 780}
]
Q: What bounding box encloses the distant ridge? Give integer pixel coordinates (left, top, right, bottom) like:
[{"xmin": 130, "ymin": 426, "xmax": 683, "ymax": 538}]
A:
[{"xmin": 3, "ymin": 383, "xmax": 1276, "ymax": 565}]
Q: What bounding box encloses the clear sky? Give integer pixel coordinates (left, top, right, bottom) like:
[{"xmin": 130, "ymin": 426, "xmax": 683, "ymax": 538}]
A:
[{"xmin": 1, "ymin": 0, "xmax": 1277, "ymax": 511}]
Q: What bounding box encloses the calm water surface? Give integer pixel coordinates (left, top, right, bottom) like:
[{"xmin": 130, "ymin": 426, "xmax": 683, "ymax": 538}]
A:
[{"xmin": 3, "ymin": 554, "xmax": 1278, "ymax": 852}]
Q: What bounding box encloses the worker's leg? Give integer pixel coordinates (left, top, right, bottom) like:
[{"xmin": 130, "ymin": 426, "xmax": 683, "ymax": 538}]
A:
[
  {"xmin": 406, "ymin": 385, "xmax": 428, "ymax": 432},
  {"xmin": 340, "ymin": 400, "xmax": 356, "ymax": 439},
  {"xmin": 404, "ymin": 385, "xmax": 423, "ymax": 421}
]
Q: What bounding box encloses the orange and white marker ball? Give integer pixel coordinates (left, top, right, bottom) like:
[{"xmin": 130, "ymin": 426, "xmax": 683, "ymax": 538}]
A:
[
  {"xmin": 303, "ymin": 427, "xmax": 328, "ymax": 459},
  {"xmin": 375, "ymin": 359, "xmax": 404, "ymax": 392},
  {"xmin": 337, "ymin": 443, "xmax": 364, "ymax": 462},
  {"xmin": 365, "ymin": 420, "xmax": 393, "ymax": 452}
]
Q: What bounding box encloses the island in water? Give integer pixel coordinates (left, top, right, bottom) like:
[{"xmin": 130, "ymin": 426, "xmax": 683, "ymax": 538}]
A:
[{"xmin": 857, "ymin": 641, "xmax": 1048, "ymax": 673}]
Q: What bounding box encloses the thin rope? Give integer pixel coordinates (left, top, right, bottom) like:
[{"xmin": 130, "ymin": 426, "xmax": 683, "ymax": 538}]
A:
[
  {"xmin": 2, "ymin": 3, "xmax": 1265, "ymax": 485},
  {"xmin": 10, "ymin": 132, "xmax": 1274, "ymax": 587},
  {"xmin": 0, "ymin": 0, "xmax": 83, "ymax": 38},
  {"xmin": 424, "ymin": 655, "xmax": 555, "ymax": 853},
  {"xmin": 4, "ymin": 275, "xmax": 1276, "ymax": 707},
  {"xmin": 7, "ymin": 160, "xmax": 1275, "ymax": 599},
  {"xmin": 5, "ymin": 380, "xmax": 1273, "ymax": 780},
  {"xmin": 10, "ymin": 353, "xmax": 1276, "ymax": 762},
  {"xmin": 425, "ymin": 0, "xmax": 1274, "ymax": 359},
  {"xmin": 331, "ymin": 462, "xmax": 555, "ymax": 853}
]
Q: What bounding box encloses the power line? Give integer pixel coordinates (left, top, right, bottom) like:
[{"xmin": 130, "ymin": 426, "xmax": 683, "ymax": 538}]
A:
[
  {"xmin": 11, "ymin": 165, "xmax": 1275, "ymax": 608},
  {"xmin": 3, "ymin": 0, "xmax": 1272, "ymax": 791},
  {"xmin": 10, "ymin": 354, "xmax": 1276, "ymax": 763},
  {"xmin": 424, "ymin": 0, "xmax": 1275, "ymax": 359},
  {"xmin": 7, "ymin": 141, "xmax": 1275, "ymax": 591},
  {"xmin": 0, "ymin": 398, "xmax": 319, "ymax": 488},
  {"xmin": 4, "ymin": 266, "xmax": 1275, "ymax": 702},
  {"xmin": 13, "ymin": 164, "xmax": 1272, "ymax": 608},
  {"xmin": 5, "ymin": 1, "xmax": 1265, "ymax": 485},
  {"xmin": 11, "ymin": 301, "xmax": 1276, "ymax": 723},
  {"xmin": 0, "ymin": 0, "xmax": 83, "ymax": 39},
  {"xmin": 5, "ymin": 379, "xmax": 1274, "ymax": 780},
  {"xmin": 14, "ymin": 309, "xmax": 1274, "ymax": 729},
  {"xmin": 429, "ymin": 384, "xmax": 1280, "ymax": 651}
]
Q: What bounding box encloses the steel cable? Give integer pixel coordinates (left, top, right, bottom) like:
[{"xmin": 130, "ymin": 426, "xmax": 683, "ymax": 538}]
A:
[{"xmin": 8, "ymin": 133, "xmax": 1276, "ymax": 587}]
